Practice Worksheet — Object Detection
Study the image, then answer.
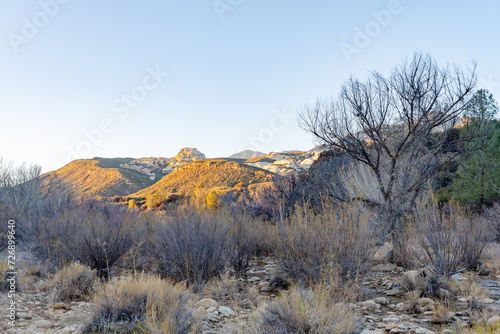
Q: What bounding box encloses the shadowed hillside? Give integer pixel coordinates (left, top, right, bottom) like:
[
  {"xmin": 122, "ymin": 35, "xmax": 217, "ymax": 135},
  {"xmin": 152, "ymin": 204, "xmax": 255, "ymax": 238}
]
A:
[
  {"xmin": 132, "ymin": 159, "xmax": 272, "ymax": 197},
  {"xmin": 40, "ymin": 157, "xmax": 157, "ymax": 197}
]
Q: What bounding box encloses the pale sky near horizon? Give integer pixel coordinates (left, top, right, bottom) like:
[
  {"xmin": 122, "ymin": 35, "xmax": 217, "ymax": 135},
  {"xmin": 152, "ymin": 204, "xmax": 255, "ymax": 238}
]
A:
[{"xmin": 0, "ymin": 0, "xmax": 499, "ymax": 173}]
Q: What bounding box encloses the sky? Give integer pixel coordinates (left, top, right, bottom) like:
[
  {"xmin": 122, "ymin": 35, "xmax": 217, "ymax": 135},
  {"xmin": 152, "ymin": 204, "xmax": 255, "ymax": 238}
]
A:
[{"xmin": 0, "ymin": 0, "xmax": 499, "ymax": 173}]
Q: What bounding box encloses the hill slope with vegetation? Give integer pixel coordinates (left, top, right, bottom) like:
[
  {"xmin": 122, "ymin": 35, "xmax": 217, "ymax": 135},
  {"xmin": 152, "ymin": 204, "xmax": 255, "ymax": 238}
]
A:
[
  {"xmin": 40, "ymin": 157, "xmax": 156, "ymax": 197},
  {"xmin": 132, "ymin": 159, "xmax": 272, "ymax": 197}
]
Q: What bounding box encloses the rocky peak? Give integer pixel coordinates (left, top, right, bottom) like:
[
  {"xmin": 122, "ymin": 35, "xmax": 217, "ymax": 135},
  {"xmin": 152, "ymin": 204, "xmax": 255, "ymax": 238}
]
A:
[{"xmin": 171, "ymin": 148, "xmax": 205, "ymax": 165}]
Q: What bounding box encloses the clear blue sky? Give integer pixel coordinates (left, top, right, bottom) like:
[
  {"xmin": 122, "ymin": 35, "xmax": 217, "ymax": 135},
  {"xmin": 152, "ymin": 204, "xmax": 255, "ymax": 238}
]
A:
[{"xmin": 1, "ymin": 0, "xmax": 499, "ymax": 172}]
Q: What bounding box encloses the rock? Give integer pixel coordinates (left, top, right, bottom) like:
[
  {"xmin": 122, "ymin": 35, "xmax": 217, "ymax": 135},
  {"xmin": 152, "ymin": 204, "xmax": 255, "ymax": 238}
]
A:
[
  {"xmin": 416, "ymin": 298, "xmax": 435, "ymax": 307},
  {"xmin": 386, "ymin": 288, "xmax": 402, "ymax": 296},
  {"xmin": 487, "ymin": 316, "xmax": 500, "ymax": 325},
  {"xmin": 193, "ymin": 306, "xmax": 208, "ymax": 319},
  {"xmin": 218, "ymin": 306, "xmax": 235, "ymax": 316},
  {"xmin": 259, "ymin": 286, "xmax": 273, "ymax": 293},
  {"xmin": 33, "ymin": 320, "xmax": 54, "ymax": 329},
  {"xmin": 240, "ymin": 299, "xmax": 253, "ymax": 309},
  {"xmin": 374, "ymin": 297, "xmax": 389, "ymax": 305},
  {"xmin": 53, "ymin": 303, "xmax": 70, "ymax": 310},
  {"xmin": 385, "ymin": 323, "xmax": 397, "ymax": 330},
  {"xmin": 415, "ymin": 328, "xmax": 433, "ymax": 334},
  {"xmin": 16, "ymin": 312, "xmax": 32, "ymax": 319},
  {"xmin": 170, "ymin": 148, "xmax": 205, "ymax": 167},
  {"xmin": 248, "ymin": 276, "xmax": 261, "ymax": 283},
  {"xmin": 436, "ymin": 288, "xmax": 451, "ymax": 299},
  {"xmin": 389, "ymin": 329, "xmax": 405, "ymax": 333},
  {"xmin": 363, "ymin": 300, "xmax": 380, "ymax": 312},
  {"xmin": 195, "ymin": 298, "xmax": 218, "ymax": 309}
]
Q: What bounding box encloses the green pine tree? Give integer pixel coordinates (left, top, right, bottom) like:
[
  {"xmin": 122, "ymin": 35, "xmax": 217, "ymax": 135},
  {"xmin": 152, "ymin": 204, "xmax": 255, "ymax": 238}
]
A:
[{"xmin": 453, "ymin": 89, "xmax": 500, "ymax": 207}]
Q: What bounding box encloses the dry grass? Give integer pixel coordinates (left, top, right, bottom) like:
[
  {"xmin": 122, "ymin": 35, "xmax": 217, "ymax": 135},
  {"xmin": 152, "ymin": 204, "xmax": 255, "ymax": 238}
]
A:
[
  {"xmin": 432, "ymin": 302, "xmax": 454, "ymax": 324},
  {"xmin": 450, "ymin": 273, "xmax": 490, "ymax": 312},
  {"xmin": 85, "ymin": 275, "xmax": 195, "ymax": 333},
  {"xmin": 482, "ymin": 243, "xmax": 500, "ymax": 275},
  {"xmin": 202, "ymin": 273, "xmax": 260, "ymax": 311},
  {"xmin": 252, "ymin": 284, "xmax": 362, "ymax": 334},
  {"xmin": 53, "ymin": 262, "xmax": 96, "ymax": 301},
  {"xmin": 454, "ymin": 323, "xmax": 500, "ymax": 334},
  {"xmin": 399, "ymin": 270, "xmax": 427, "ymax": 293}
]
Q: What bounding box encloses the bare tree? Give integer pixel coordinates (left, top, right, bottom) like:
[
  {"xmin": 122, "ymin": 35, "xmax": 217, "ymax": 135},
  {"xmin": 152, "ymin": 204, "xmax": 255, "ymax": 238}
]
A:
[{"xmin": 300, "ymin": 52, "xmax": 477, "ymax": 221}]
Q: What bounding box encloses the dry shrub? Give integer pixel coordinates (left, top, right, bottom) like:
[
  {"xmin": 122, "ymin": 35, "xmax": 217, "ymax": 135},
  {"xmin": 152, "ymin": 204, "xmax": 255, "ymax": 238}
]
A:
[
  {"xmin": 53, "ymin": 262, "xmax": 96, "ymax": 301},
  {"xmin": 145, "ymin": 209, "xmax": 232, "ymax": 288},
  {"xmin": 276, "ymin": 201, "xmax": 376, "ymax": 284},
  {"xmin": 0, "ymin": 260, "xmax": 13, "ymax": 292},
  {"xmin": 31, "ymin": 201, "xmax": 135, "ymax": 278},
  {"xmin": 413, "ymin": 200, "xmax": 492, "ymax": 277},
  {"xmin": 86, "ymin": 275, "xmax": 194, "ymax": 334},
  {"xmin": 146, "ymin": 208, "xmax": 265, "ymax": 288},
  {"xmin": 389, "ymin": 221, "xmax": 419, "ymax": 270},
  {"xmin": 254, "ymin": 284, "xmax": 362, "ymax": 334},
  {"xmin": 482, "ymin": 202, "xmax": 500, "ymax": 242}
]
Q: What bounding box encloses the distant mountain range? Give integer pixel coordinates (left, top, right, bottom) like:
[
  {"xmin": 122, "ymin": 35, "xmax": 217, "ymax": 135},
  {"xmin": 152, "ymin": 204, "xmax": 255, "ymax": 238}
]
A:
[
  {"xmin": 228, "ymin": 150, "xmax": 265, "ymax": 159},
  {"xmin": 40, "ymin": 147, "xmax": 326, "ymax": 198}
]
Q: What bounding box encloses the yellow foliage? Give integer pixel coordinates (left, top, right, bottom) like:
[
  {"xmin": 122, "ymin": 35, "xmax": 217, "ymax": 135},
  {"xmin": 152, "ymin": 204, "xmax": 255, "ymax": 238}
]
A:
[{"xmin": 206, "ymin": 190, "xmax": 220, "ymax": 210}]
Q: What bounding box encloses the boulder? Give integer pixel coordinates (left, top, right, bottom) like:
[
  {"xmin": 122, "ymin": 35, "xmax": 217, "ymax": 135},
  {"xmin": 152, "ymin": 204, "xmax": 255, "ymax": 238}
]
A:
[{"xmin": 195, "ymin": 298, "xmax": 218, "ymax": 309}]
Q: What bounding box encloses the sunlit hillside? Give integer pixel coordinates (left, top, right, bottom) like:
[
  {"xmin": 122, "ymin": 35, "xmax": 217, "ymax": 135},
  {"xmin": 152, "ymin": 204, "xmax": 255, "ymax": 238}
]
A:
[
  {"xmin": 40, "ymin": 157, "xmax": 156, "ymax": 197},
  {"xmin": 132, "ymin": 159, "xmax": 272, "ymax": 197}
]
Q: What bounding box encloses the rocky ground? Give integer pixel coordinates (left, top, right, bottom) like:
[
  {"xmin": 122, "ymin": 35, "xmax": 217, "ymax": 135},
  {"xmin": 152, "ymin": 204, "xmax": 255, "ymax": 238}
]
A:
[{"xmin": 2, "ymin": 253, "xmax": 499, "ymax": 333}]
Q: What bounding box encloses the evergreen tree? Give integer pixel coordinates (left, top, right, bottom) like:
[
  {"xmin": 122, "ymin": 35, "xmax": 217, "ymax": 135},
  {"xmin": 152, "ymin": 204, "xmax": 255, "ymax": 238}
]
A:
[{"xmin": 453, "ymin": 89, "xmax": 499, "ymax": 207}]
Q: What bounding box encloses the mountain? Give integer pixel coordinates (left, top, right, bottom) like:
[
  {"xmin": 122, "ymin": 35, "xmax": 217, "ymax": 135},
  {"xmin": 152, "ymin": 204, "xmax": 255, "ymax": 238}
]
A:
[
  {"xmin": 119, "ymin": 147, "xmax": 206, "ymax": 180},
  {"xmin": 131, "ymin": 159, "xmax": 272, "ymax": 197},
  {"xmin": 40, "ymin": 147, "xmax": 326, "ymax": 199},
  {"xmin": 241, "ymin": 148, "xmax": 325, "ymax": 175},
  {"xmin": 40, "ymin": 157, "xmax": 156, "ymax": 197},
  {"xmin": 229, "ymin": 150, "xmax": 266, "ymax": 159}
]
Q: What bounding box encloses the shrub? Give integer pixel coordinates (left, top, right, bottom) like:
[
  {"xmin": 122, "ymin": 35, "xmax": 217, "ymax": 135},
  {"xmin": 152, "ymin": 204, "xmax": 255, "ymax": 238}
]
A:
[
  {"xmin": 31, "ymin": 201, "xmax": 135, "ymax": 278},
  {"xmin": 146, "ymin": 191, "xmax": 167, "ymax": 209},
  {"xmin": 413, "ymin": 200, "xmax": 492, "ymax": 277},
  {"xmin": 206, "ymin": 190, "xmax": 220, "ymax": 210},
  {"xmin": 128, "ymin": 199, "xmax": 137, "ymax": 209},
  {"xmin": 483, "ymin": 202, "xmax": 500, "ymax": 242},
  {"xmin": 227, "ymin": 212, "xmax": 263, "ymax": 273},
  {"xmin": 276, "ymin": 201, "xmax": 376, "ymax": 284},
  {"xmin": 53, "ymin": 262, "xmax": 96, "ymax": 301},
  {"xmin": 254, "ymin": 284, "xmax": 362, "ymax": 334},
  {"xmin": 0, "ymin": 260, "xmax": 14, "ymax": 292},
  {"xmin": 85, "ymin": 275, "xmax": 194, "ymax": 333},
  {"xmin": 145, "ymin": 209, "xmax": 232, "ymax": 288}
]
